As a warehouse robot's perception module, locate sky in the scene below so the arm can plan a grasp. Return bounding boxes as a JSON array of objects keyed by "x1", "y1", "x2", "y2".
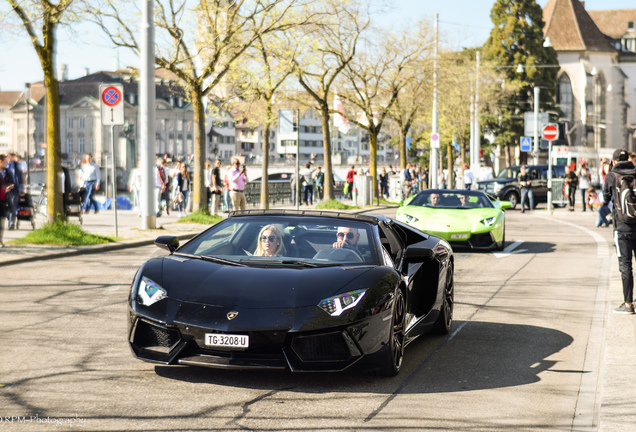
[{"x1": 1, "y1": 0, "x2": 635, "y2": 92}]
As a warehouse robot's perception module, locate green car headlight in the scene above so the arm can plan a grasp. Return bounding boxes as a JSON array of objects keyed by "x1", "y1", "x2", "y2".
[
  {"x1": 318, "y1": 289, "x2": 367, "y2": 316},
  {"x1": 137, "y1": 276, "x2": 167, "y2": 306},
  {"x1": 480, "y1": 216, "x2": 496, "y2": 226},
  {"x1": 404, "y1": 214, "x2": 419, "y2": 224}
]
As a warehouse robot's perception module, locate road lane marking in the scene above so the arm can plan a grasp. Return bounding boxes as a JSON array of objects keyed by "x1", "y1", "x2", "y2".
[{"x1": 493, "y1": 240, "x2": 527, "y2": 258}]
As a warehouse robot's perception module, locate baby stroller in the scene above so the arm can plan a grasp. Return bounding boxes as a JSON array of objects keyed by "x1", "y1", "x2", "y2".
[
  {"x1": 65, "y1": 190, "x2": 83, "y2": 224},
  {"x1": 16, "y1": 193, "x2": 36, "y2": 230}
]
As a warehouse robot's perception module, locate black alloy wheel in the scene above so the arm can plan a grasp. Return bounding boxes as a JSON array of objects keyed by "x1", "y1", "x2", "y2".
[
  {"x1": 434, "y1": 265, "x2": 454, "y2": 335},
  {"x1": 496, "y1": 226, "x2": 506, "y2": 251},
  {"x1": 379, "y1": 289, "x2": 406, "y2": 376}
]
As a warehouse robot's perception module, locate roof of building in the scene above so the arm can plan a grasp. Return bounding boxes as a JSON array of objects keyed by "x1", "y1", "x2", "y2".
[
  {"x1": 22, "y1": 70, "x2": 188, "y2": 108},
  {"x1": 543, "y1": 0, "x2": 616, "y2": 52},
  {"x1": 0, "y1": 91, "x2": 23, "y2": 107},
  {"x1": 588, "y1": 9, "x2": 636, "y2": 39}
]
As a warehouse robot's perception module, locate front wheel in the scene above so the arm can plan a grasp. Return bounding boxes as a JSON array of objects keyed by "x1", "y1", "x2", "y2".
[{"x1": 378, "y1": 289, "x2": 406, "y2": 376}]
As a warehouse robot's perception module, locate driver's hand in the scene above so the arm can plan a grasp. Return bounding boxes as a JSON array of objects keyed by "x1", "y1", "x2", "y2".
[{"x1": 333, "y1": 240, "x2": 347, "y2": 249}]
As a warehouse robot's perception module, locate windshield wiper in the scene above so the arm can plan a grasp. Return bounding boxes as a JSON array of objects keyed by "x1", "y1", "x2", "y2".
[
  {"x1": 176, "y1": 253, "x2": 246, "y2": 267},
  {"x1": 237, "y1": 259, "x2": 340, "y2": 268}
]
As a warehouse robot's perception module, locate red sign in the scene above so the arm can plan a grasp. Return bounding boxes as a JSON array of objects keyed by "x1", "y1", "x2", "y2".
[
  {"x1": 101, "y1": 86, "x2": 122, "y2": 107},
  {"x1": 542, "y1": 124, "x2": 559, "y2": 141}
]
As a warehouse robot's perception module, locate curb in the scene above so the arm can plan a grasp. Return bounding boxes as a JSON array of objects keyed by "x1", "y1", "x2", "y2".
[{"x1": 0, "y1": 232, "x2": 200, "y2": 268}]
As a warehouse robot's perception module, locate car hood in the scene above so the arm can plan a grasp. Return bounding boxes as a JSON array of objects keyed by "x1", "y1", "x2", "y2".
[
  {"x1": 398, "y1": 206, "x2": 500, "y2": 232},
  {"x1": 156, "y1": 255, "x2": 374, "y2": 309}
]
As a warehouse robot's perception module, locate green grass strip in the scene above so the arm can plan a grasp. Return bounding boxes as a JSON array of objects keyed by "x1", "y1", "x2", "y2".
[{"x1": 10, "y1": 220, "x2": 115, "y2": 246}]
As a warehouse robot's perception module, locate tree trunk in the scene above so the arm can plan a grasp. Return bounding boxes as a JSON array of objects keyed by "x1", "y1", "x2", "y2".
[
  {"x1": 320, "y1": 103, "x2": 333, "y2": 200},
  {"x1": 43, "y1": 62, "x2": 62, "y2": 222},
  {"x1": 447, "y1": 142, "x2": 454, "y2": 189},
  {"x1": 400, "y1": 127, "x2": 407, "y2": 170},
  {"x1": 191, "y1": 85, "x2": 206, "y2": 212},
  {"x1": 260, "y1": 103, "x2": 272, "y2": 209},
  {"x1": 369, "y1": 129, "x2": 378, "y2": 203}
]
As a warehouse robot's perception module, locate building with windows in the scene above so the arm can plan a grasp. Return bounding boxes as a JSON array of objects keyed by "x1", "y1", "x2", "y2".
[
  {"x1": 544, "y1": 0, "x2": 636, "y2": 153},
  {"x1": 6, "y1": 69, "x2": 193, "y2": 172},
  {"x1": 0, "y1": 92, "x2": 22, "y2": 153}
]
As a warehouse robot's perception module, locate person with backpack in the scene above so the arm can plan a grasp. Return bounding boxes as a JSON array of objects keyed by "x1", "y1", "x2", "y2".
[{"x1": 603, "y1": 149, "x2": 636, "y2": 314}]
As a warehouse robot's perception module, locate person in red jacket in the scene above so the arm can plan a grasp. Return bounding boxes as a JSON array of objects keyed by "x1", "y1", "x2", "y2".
[{"x1": 346, "y1": 166, "x2": 356, "y2": 199}]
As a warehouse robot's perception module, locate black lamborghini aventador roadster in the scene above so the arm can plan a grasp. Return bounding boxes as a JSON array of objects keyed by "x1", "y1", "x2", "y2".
[{"x1": 128, "y1": 210, "x2": 454, "y2": 376}]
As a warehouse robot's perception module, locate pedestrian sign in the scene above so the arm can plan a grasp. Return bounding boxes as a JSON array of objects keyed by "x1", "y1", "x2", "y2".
[
  {"x1": 100, "y1": 84, "x2": 124, "y2": 126},
  {"x1": 520, "y1": 136, "x2": 532, "y2": 152}
]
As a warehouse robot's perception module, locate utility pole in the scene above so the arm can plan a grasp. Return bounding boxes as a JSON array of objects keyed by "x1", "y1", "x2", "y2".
[
  {"x1": 473, "y1": 51, "x2": 481, "y2": 180},
  {"x1": 430, "y1": 13, "x2": 439, "y2": 189},
  {"x1": 533, "y1": 86, "x2": 540, "y2": 165},
  {"x1": 140, "y1": 0, "x2": 156, "y2": 229}
]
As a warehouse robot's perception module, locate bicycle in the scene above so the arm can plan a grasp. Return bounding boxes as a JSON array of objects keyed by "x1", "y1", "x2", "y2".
[{"x1": 32, "y1": 183, "x2": 47, "y2": 217}]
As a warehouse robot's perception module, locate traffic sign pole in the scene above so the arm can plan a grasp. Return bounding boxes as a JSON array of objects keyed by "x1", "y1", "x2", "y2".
[{"x1": 541, "y1": 123, "x2": 559, "y2": 214}]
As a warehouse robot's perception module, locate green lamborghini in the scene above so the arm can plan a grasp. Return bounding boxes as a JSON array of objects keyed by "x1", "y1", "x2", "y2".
[{"x1": 396, "y1": 189, "x2": 510, "y2": 251}]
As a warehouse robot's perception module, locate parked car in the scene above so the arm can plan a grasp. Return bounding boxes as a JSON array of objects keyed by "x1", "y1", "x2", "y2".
[
  {"x1": 476, "y1": 164, "x2": 566, "y2": 209},
  {"x1": 128, "y1": 210, "x2": 454, "y2": 376}
]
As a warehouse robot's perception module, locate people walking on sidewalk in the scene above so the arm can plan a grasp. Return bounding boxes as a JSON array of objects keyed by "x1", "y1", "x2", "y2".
[
  {"x1": 564, "y1": 165, "x2": 578, "y2": 211},
  {"x1": 603, "y1": 149, "x2": 636, "y2": 314},
  {"x1": 518, "y1": 166, "x2": 534, "y2": 213},
  {"x1": 0, "y1": 154, "x2": 14, "y2": 247},
  {"x1": 210, "y1": 159, "x2": 222, "y2": 216},
  {"x1": 80, "y1": 154, "x2": 101, "y2": 214},
  {"x1": 175, "y1": 162, "x2": 191, "y2": 217},
  {"x1": 577, "y1": 163, "x2": 592, "y2": 212},
  {"x1": 6, "y1": 153, "x2": 22, "y2": 229}
]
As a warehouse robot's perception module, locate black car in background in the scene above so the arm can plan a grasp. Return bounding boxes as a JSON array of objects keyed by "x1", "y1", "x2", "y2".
[{"x1": 476, "y1": 164, "x2": 566, "y2": 209}]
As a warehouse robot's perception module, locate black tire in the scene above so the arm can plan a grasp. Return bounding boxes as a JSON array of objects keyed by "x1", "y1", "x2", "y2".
[
  {"x1": 504, "y1": 191, "x2": 519, "y2": 210},
  {"x1": 378, "y1": 289, "x2": 406, "y2": 377},
  {"x1": 433, "y1": 265, "x2": 454, "y2": 335},
  {"x1": 496, "y1": 226, "x2": 505, "y2": 251}
]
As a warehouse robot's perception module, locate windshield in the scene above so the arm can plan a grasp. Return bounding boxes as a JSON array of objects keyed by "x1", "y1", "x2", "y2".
[
  {"x1": 496, "y1": 167, "x2": 521, "y2": 179},
  {"x1": 177, "y1": 216, "x2": 379, "y2": 267},
  {"x1": 408, "y1": 190, "x2": 495, "y2": 209}
]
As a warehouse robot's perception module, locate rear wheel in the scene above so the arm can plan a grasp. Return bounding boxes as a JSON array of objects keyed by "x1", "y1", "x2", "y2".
[
  {"x1": 434, "y1": 265, "x2": 454, "y2": 335},
  {"x1": 378, "y1": 289, "x2": 406, "y2": 376}
]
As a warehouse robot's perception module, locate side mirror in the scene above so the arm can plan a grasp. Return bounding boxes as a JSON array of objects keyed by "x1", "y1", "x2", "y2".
[
  {"x1": 155, "y1": 236, "x2": 179, "y2": 254},
  {"x1": 496, "y1": 200, "x2": 512, "y2": 209},
  {"x1": 404, "y1": 242, "x2": 435, "y2": 262}
]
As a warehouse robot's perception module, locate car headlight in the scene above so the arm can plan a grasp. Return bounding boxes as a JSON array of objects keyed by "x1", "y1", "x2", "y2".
[
  {"x1": 137, "y1": 276, "x2": 167, "y2": 306},
  {"x1": 318, "y1": 289, "x2": 367, "y2": 316},
  {"x1": 404, "y1": 214, "x2": 419, "y2": 224},
  {"x1": 493, "y1": 183, "x2": 503, "y2": 193},
  {"x1": 480, "y1": 216, "x2": 496, "y2": 226}
]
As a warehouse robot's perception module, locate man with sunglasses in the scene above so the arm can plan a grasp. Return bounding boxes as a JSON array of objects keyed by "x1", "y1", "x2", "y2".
[{"x1": 332, "y1": 226, "x2": 360, "y2": 250}]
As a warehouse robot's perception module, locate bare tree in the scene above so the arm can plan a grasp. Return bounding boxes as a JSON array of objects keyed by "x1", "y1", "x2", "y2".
[
  {"x1": 339, "y1": 25, "x2": 431, "y2": 201},
  {"x1": 4, "y1": 0, "x2": 81, "y2": 221},
  {"x1": 86, "y1": 0, "x2": 314, "y2": 212},
  {"x1": 293, "y1": 0, "x2": 369, "y2": 201},
  {"x1": 224, "y1": 32, "x2": 298, "y2": 208}
]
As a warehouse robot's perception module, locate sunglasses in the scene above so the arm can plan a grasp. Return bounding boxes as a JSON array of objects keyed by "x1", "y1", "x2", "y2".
[
  {"x1": 337, "y1": 232, "x2": 355, "y2": 240},
  {"x1": 260, "y1": 235, "x2": 278, "y2": 243}
]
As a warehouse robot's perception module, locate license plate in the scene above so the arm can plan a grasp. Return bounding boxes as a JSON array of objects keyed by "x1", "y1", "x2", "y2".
[
  {"x1": 450, "y1": 234, "x2": 469, "y2": 240},
  {"x1": 205, "y1": 333, "x2": 249, "y2": 348}
]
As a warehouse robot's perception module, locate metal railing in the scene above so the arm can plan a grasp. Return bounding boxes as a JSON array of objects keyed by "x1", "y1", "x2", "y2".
[
  {"x1": 244, "y1": 181, "x2": 346, "y2": 207},
  {"x1": 551, "y1": 178, "x2": 568, "y2": 207}
]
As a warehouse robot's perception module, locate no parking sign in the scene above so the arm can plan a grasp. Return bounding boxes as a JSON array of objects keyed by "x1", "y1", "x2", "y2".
[{"x1": 100, "y1": 84, "x2": 124, "y2": 126}]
